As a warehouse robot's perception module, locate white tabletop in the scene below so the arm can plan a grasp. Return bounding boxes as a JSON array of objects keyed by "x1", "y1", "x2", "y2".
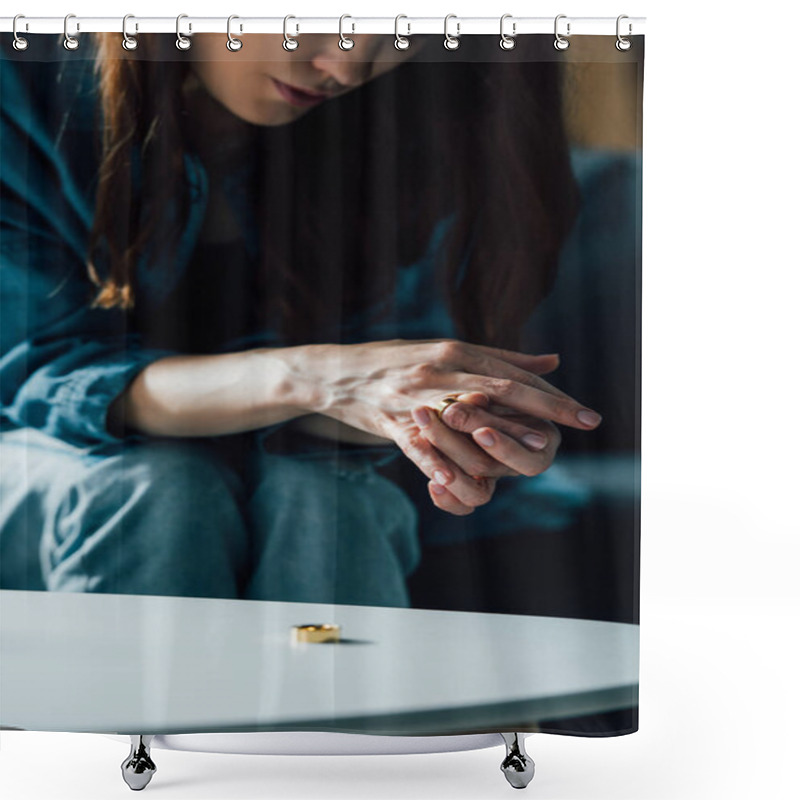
[{"x1": 0, "y1": 589, "x2": 638, "y2": 735}]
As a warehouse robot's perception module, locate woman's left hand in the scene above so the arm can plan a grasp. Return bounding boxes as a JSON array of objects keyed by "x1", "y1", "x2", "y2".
[{"x1": 412, "y1": 391, "x2": 562, "y2": 516}]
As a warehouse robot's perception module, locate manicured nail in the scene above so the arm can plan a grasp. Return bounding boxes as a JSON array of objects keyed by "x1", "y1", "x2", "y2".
[
  {"x1": 431, "y1": 482, "x2": 447, "y2": 495},
  {"x1": 433, "y1": 469, "x2": 450, "y2": 485},
  {"x1": 412, "y1": 407, "x2": 431, "y2": 427},
  {"x1": 474, "y1": 429, "x2": 495, "y2": 447},
  {"x1": 577, "y1": 409, "x2": 602, "y2": 427},
  {"x1": 522, "y1": 432, "x2": 547, "y2": 450}
]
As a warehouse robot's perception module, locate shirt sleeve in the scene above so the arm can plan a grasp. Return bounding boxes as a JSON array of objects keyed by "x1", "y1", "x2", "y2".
[
  {"x1": 0, "y1": 211, "x2": 177, "y2": 448},
  {"x1": 0, "y1": 55, "x2": 177, "y2": 448}
]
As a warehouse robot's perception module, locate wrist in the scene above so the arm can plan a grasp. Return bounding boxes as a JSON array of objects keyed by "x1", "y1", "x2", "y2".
[{"x1": 250, "y1": 344, "x2": 330, "y2": 416}]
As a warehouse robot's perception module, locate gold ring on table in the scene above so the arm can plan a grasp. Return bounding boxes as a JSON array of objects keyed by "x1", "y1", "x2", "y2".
[
  {"x1": 432, "y1": 395, "x2": 461, "y2": 420},
  {"x1": 291, "y1": 624, "x2": 341, "y2": 644}
]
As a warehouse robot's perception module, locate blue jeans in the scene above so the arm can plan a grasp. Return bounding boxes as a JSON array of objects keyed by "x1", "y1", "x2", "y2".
[{"x1": 0, "y1": 427, "x2": 421, "y2": 607}]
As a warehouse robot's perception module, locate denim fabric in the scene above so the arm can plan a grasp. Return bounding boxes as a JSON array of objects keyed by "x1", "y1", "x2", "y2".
[
  {"x1": 0, "y1": 51, "x2": 197, "y2": 448},
  {"x1": 0, "y1": 427, "x2": 420, "y2": 606}
]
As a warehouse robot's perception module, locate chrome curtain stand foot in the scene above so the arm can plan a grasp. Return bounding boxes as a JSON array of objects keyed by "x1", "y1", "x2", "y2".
[
  {"x1": 500, "y1": 732, "x2": 535, "y2": 789},
  {"x1": 121, "y1": 735, "x2": 157, "y2": 791}
]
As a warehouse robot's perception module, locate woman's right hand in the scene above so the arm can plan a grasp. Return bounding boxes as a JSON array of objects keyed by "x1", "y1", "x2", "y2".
[{"x1": 286, "y1": 337, "x2": 602, "y2": 496}]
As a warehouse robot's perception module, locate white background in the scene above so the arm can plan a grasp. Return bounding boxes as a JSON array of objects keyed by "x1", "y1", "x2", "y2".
[{"x1": 2, "y1": 1, "x2": 799, "y2": 798}]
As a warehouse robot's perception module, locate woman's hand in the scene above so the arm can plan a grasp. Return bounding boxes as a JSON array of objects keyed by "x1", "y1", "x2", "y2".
[
  {"x1": 412, "y1": 391, "x2": 563, "y2": 515},
  {"x1": 288, "y1": 338, "x2": 601, "y2": 514}
]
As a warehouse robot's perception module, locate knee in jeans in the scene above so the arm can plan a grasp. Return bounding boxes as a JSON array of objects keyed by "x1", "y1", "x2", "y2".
[
  {"x1": 51, "y1": 440, "x2": 242, "y2": 545},
  {"x1": 39, "y1": 440, "x2": 249, "y2": 597},
  {"x1": 253, "y1": 453, "x2": 421, "y2": 574}
]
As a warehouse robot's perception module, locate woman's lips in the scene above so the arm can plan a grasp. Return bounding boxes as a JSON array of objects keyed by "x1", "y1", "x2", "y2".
[{"x1": 271, "y1": 78, "x2": 330, "y2": 108}]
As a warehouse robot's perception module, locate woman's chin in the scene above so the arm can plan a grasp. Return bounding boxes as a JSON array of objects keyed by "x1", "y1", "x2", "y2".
[
  {"x1": 247, "y1": 99, "x2": 310, "y2": 127},
  {"x1": 210, "y1": 96, "x2": 305, "y2": 128}
]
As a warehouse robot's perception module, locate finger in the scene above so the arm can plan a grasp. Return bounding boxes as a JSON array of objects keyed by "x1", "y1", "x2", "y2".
[
  {"x1": 436, "y1": 398, "x2": 556, "y2": 450},
  {"x1": 414, "y1": 339, "x2": 568, "y2": 401},
  {"x1": 412, "y1": 405, "x2": 519, "y2": 479},
  {"x1": 428, "y1": 481, "x2": 476, "y2": 516},
  {"x1": 452, "y1": 391, "x2": 517, "y2": 422},
  {"x1": 432, "y1": 400, "x2": 557, "y2": 477},
  {"x1": 454, "y1": 391, "x2": 491, "y2": 409},
  {"x1": 469, "y1": 344, "x2": 563, "y2": 375},
  {"x1": 395, "y1": 424, "x2": 492, "y2": 507},
  {"x1": 428, "y1": 470, "x2": 496, "y2": 510},
  {"x1": 459, "y1": 349, "x2": 573, "y2": 401},
  {"x1": 427, "y1": 454, "x2": 497, "y2": 508},
  {"x1": 413, "y1": 338, "x2": 561, "y2": 375},
  {"x1": 447, "y1": 374, "x2": 602, "y2": 431},
  {"x1": 491, "y1": 414, "x2": 563, "y2": 454},
  {"x1": 469, "y1": 426, "x2": 554, "y2": 478},
  {"x1": 474, "y1": 352, "x2": 559, "y2": 376},
  {"x1": 429, "y1": 340, "x2": 575, "y2": 406},
  {"x1": 523, "y1": 353, "x2": 561, "y2": 375}
]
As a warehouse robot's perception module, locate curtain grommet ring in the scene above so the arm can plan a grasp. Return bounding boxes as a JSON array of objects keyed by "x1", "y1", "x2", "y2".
[
  {"x1": 443, "y1": 14, "x2": 460, "y2": 50},
  {"x1": 616, "y1": 15, "x2": 632, "y2": 51},
  {"x1": 227, "y1": 15, "x2": 243, "y2": 51},
  {"x1": 63, "y1": 13, "x2": 79, "y2": 51},
  {"x1": 554, "y1": 14, "x2": 570, "y2": 51},
  {"x1": 499, "y1": 14, "x2": 516, "y2": 50},
  {"x1": 283, "y1": 15, "x2": 299, "y2": 51},
  {"x1": 339, "y1": 14, "x2": 355, "y2": 50},
  {"x1": 122, "y1": 14, "x2": 138, "y2": 51},
  {"x1": 12, "y1": 15, "x2": 29, "y2": 51},
  {"x1": 394, "y1": 15, "x2": 410, "y2": 50},
  {"x1": 176, "y1": 14, "x2": 192, "y2": 51}
]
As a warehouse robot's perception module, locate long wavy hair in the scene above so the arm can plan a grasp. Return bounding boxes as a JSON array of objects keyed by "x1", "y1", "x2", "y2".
[{"x1": 87, "y1": 33, "x2": 580, "y2": 350}]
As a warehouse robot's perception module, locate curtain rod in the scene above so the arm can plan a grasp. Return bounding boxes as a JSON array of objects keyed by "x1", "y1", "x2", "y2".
[{"x1": 0, "y1": 16, "x2": 646, "y2": 37}]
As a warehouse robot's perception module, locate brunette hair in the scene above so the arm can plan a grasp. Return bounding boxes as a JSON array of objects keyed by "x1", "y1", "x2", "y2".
[{"x1": 87, "y1": 33, "x2": 580, "y2": 350}]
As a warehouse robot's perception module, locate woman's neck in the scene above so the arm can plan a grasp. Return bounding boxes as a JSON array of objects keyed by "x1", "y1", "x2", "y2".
[
  {"x1": 181, "y1": 69, "x2": 260, "y2": 172},
  {"x1": 180, "y1": 70, "x2": 266, "y2": 245}
]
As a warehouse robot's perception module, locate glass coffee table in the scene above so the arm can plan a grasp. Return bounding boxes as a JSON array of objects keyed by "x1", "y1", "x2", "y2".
[{"x1": 0, "y1": 589, "x2": 638, "y2": 790}]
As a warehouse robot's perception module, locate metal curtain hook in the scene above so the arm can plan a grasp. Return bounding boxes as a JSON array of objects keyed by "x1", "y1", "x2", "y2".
[
  {"x1": 499, "y1": 14, "x2": 516, "y2": 50},
  {"x1": 616, "y1": 14, "x2": 632, "y2": 51},
  {"x1": 12, "y1": 14, "x2": 29, "y2": 51},
  {"x1": 63, "y1": 13, "x2": 79, "y2": 51},
  {"x1": 283, "y1": 15, "x2": 299, "y2": 51},
  {"x1": 227, "y1": 15, "x2": 243, "y2": 51},
  {"x1": 176, "y1": 14, "x2": 191, "y2": 50},
  {"x1": 394, "y1": 14, "x2": 410, "y2": 50},
  {"x1": 339, "y1": 14, "x2": 355, "y2": 50},
  {"x1": 554, "y1": 14, "x2": 570, "y2": 51},
  {"x1": 444, "y1": 13, "x2": 460, "y2": 50},
  {"x1": 122, "y1": 15, "x2": 138, "y2": 51}
]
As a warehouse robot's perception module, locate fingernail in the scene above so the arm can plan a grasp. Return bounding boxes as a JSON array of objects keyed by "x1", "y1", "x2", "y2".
[
  {"x1": 474, "y1": 429, "x2": 495, "y2": 447},
  {"x1": 433, "y1": 469, "x2": 450, "y2": 485},
  {"x1": 577, "y1": 409, "x2": 602, "y2": 427},
  {"x1": 412, "y1": 407, "x2": 431, "y2": 427},
  {"x1": 431, "y1": 482, "x2": 446, "y2": 495},
  {"x1": 522, "y1": 432, "x2": 547, "y2": 450}
]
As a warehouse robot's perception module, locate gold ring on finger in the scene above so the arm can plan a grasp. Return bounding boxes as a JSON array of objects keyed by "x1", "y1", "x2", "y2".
[{"x1": 432, "y1": 395, "x2": 461, "y2": 420}]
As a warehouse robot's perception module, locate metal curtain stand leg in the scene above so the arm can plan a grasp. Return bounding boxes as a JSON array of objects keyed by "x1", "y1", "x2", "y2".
[
  {"x1": 117, "y1": 732, "x2": 532, "y2": 790},
  {"x1": 121, "y1": 735, "x2": 157, "y2": 790},
  {"x1": 500, "y1": 732, "x2": 536, "y2": 789}
]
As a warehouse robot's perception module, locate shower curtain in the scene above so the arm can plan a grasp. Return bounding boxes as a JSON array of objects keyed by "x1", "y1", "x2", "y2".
[{"x1": 0, "y1": 27, "x2": 642, "y2": 740}]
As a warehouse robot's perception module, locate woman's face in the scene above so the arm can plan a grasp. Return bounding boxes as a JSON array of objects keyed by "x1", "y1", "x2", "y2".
[{"x1": 189, "y1": 34, "x2": 419, "y2": 126}]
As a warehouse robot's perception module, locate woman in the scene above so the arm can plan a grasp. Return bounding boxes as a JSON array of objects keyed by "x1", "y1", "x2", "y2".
[{"x1": 0, "y1": 32, "x2": 601, "y2": 607}]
